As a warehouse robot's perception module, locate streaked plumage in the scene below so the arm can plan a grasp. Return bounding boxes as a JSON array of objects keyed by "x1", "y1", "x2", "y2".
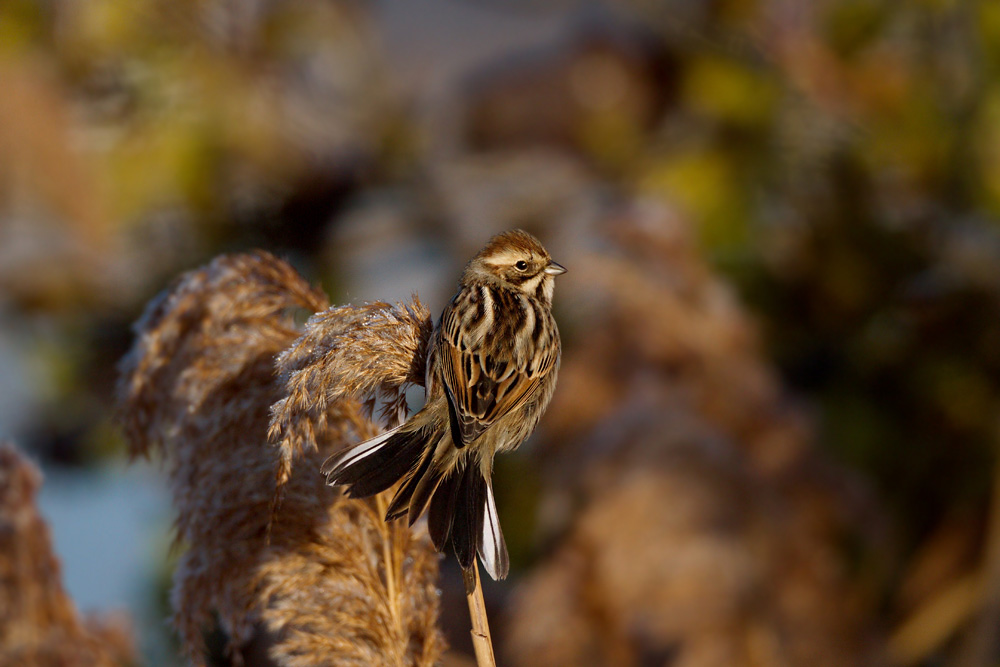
[{"x1": 322, "y1": 230, "x2": 565, "y2": 580}]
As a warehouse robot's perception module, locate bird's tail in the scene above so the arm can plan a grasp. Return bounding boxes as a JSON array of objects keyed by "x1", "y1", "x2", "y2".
[
  {"x1": 322, "y1": 426, "x2": 509, "y2": 580},
  {"x1": 425, "y1": 458, "x2": 509, "y2": 580},
  {"x1": 321, "y1": 422, "x2": 433, "y2": 499}
]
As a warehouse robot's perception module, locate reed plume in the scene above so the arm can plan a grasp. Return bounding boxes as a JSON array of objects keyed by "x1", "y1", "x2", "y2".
[
  {"x1": 117, "y1": 251, "x2": 445, "y2": 666},
  {"x1": 268, "y1": 296, "x2": 433, "y2": 510},
  {"x1": 0, "y1": 442, "x2": 135, "y2": 667}
]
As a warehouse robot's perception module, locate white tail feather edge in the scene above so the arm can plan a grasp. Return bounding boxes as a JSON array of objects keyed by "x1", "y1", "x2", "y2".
[
  {"x1": 480, "y1": 481, "x2": 507, "y2": 580},
  {"x1": 323, "y1": 424, "x2": 404, "y2": 480}
]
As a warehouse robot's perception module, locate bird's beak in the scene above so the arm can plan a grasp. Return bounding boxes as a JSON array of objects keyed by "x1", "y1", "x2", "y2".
[{"x1": 544, "y1": 261, "x2": 567, "y2": 276}]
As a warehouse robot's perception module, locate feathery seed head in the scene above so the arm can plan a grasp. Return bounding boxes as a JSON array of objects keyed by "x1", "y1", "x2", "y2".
[
  {"x1": 117, "y1": 252, "x2": 445, "y2": 666},
  {"x1": 0, "y1": 442, "x2": 136, "y2": 666}
]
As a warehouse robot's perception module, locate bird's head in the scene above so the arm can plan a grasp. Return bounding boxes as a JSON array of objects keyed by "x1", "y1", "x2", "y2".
[{"x1": 463, "y1": 230, "x2": 566, "y2": 303}]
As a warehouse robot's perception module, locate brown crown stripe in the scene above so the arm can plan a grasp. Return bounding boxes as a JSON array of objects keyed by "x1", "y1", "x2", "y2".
[{"x1": 476, "y1": 229, "x2": 550, "y2": 261}]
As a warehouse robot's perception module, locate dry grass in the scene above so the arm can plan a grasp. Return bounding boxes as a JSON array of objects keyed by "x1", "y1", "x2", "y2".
[
  {"x1": 0, "y1": 442, "x2": 135, "y2": 667},
  {"x1": 268, "y1": 295, "x2": 433, "y2": 512},
  {"x1": 117, "y1": 251, "x2": 445, "y2": 666}
]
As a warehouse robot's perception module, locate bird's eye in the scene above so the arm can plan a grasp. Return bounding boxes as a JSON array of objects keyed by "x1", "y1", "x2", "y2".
[{"x1": 515, "y1": 260, "x2": 528, "y2": 271}]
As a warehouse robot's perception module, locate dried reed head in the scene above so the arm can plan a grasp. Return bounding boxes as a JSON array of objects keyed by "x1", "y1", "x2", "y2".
[
  {"x1": 268, "y1": 297, "x2": 433, "y2": 502},
  {"x1": 117, "y1": 252, "x2": 445, "y2": 666},
  {"x1": 0, "y1": 442, "x2": 135, "y2": 666}
]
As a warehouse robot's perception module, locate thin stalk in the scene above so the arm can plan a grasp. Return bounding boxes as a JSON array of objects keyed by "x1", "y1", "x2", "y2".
[
  {"x1": 463, "y1": 560, "x2": 497, "y2": 667},
  {"x1": 374, "y1": 492, "x2": 401, "y2": 629}
]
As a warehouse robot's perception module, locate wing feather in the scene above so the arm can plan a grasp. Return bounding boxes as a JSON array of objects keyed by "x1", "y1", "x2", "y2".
[{"x1": 437, "y1": 285, "x2": 558, "y2": 447}]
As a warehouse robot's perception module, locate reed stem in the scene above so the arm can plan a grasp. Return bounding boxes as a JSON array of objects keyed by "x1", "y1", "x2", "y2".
[{"x1": 463, "y1": 560, "x2": 497, "y2": 667}]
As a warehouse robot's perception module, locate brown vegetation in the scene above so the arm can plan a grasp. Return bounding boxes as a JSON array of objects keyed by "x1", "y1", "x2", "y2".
[
  {"x1": 0, "y1": 442, "x2": 134, "y2": 666},
  {"x1": 4, "y1": 1, "x2": 1000, "y2": 665},
  {"x1": 116, "y1": 252, "x2": 445, "y2": 666}
]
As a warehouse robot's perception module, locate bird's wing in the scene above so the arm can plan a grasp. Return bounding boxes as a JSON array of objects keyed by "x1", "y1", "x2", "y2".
[{"x1": 438, "y1": 287, "x2": 558, "y2": 447}]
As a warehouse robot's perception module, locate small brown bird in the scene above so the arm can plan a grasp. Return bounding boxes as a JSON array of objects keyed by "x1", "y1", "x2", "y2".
[{"x1": 323, "y1": 230, "x2": 565, "y2": 580}]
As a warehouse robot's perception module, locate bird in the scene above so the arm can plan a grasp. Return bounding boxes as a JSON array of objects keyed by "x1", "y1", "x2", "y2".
[{"x1": 322, "y1": 229, "x2": 565, "y2": 580}]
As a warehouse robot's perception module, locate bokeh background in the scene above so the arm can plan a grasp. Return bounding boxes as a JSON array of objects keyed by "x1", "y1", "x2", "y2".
[{"x1": 3, "y1": 0, "x2": 1000, "y2": 665}]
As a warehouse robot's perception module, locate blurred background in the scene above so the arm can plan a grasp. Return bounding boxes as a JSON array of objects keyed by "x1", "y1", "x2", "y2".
[{"x1": 3, "y1": 0, "x2": 1000, "y2": 665}]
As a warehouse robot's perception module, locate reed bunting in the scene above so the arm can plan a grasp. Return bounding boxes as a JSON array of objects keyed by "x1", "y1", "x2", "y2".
[{"x1": 323, "y1": 230, "x2": 565, "y2": 580}]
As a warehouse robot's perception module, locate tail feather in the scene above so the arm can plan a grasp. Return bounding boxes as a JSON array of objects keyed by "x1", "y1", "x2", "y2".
[
  {"x1": 384, "y1": 450, "x2": 431, "y2": 521},
  {"x1": 451, "y1": 463, "x2": 485, "y2": 571},
  {"x1": 427, "y1": 467, "x2": 462, "y2": 550},
  {"x1": 325, "y1": 425, "x2": 510, "y2": 581},
  {"x1": 480, "y1": 481, "x2": 509, "y2": 580},
  {"x1": 323, "y1": 425, "x2": 428, "y2": 499},
  {"x1": 385, "y1": 432, "x2": 442, "y2": 521},
  {"x1": 405, "y1": 458, "x2": 445, "y2": 526},
  {"x1": 322, "y1": 424, "x2": 403, "y2": 477}
]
